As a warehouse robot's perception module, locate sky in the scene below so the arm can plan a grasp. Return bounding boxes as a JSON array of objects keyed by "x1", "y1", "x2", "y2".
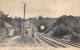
[{"x1": 0, "y1": 0, "x2": 80, "y2": 18}]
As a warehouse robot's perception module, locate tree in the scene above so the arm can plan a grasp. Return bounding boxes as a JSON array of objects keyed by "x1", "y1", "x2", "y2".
[
  {"x1": 29, "y1": 18, "x2": 32, "y2": 20},
  {"x1": 38, "y1": 16, "x2": 43, "y2": 20},
  {"x1": 48, "y1": 15, "x2": 80, "y2": 43},
  {"x1": 0, "y1": 11, "x2": 9, "y2": 27}
]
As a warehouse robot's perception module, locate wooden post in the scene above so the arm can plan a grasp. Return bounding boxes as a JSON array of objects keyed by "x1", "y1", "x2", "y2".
[{"x1": 22, "y1": 3, "x2": 26, "y2": 37}]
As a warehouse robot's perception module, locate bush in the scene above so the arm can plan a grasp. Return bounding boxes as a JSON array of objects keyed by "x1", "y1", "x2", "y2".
[
  {"x1": 71, "y1": 35, "x2": 80, "y2": 43},
  {"x1": 51, "y1": 25, "x2": 72, "y2": 38},
  {"x1": 38, "y1": 16, "x2": 43, "y2": 20},
  {"x1": 52, "y1": 15, "x2": 77, "y2": 27},
  {"x1": 48, "y1": 15, "x2": 80, "y2": 43}
]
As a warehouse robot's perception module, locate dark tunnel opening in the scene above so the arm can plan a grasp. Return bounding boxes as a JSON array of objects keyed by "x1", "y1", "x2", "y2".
[{"x1": 37, "y1": 24, "x2": 47, "y2": 32}]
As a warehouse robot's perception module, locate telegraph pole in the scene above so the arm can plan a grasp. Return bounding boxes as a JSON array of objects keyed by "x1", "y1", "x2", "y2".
[{"x1": 22, "y1": 3, "x2": 26, "y2": 37}]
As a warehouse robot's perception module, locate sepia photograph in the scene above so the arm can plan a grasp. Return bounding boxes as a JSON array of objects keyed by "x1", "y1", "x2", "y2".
[{"x1": 0, "y1": 0, "x2": 80, "y2": 50}]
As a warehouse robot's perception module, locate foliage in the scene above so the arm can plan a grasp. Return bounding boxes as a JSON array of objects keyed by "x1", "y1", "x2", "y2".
[
  {"x1": 71, "y1": 35, "x2": 80, "y2": 43},
  {"x1": 49, "y1": 15, "x2": 80, "y2": 43},
  {"x1": 0, "y1": 11, "x2": 23, "y2": 27},
  {"x1": 38, "y1": 16, "x2": 43, "y2": 20},
  {"x1": 0, "y1": 11, "x2": 23, "y2": 36},
  {"x1": 52, "y1": 25, "x2": 72, "y2": 38},
  {"x1": 52, "y1": 15, "x2": 78, "y2": 27}
]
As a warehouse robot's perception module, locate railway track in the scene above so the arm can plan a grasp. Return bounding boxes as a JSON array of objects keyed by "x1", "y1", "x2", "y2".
[
  {"x1": 52, "y1": 36, "x2": 80, "y2": 48},
  {"x1": 36, "y1": 33, "x2": 80, "y2": 48},
  {"x1": 37, "y1": 33, "x2": 67, "y2": 48},
  {"x1": 42, "y1": 34, "x2": 80, "y2": 48}
]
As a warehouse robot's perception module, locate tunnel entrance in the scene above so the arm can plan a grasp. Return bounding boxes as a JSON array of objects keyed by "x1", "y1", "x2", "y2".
[
  {"x1": 38, "y1": 24, "x2": 46, "y2": 32},
  {"x1": 40, "y1": 25, "x2": 45, "y2": 30}
]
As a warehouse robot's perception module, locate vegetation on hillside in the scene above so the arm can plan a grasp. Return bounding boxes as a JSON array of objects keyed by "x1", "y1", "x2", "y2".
[
  {"x1": 46, "y1": 15, "x2": 80, "y2": 43},
  {"x1": 28, "y1": 16, "x2": 57, "y2": 32},
  {"x1": 0, "y1": 11, "x2": 23, "y2": 36}
]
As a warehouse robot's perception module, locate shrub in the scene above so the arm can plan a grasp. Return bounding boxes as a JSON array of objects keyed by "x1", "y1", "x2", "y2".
[
  {"x1": 51, "y1": 25, "x2": 72, "y2": 38},
  {"x1": 38, "y1": 16, "x2": 43, "y2": 20},
  {"x1": 71, "y1": 35, "x2": 80, "y2": 43},
  {"x1": 48, "y1": 15, "x2": 80, "y2": 43}
]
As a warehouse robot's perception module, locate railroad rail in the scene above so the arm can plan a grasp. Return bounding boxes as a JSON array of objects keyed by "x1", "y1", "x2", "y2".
[
  {"x1": 52, "y1": 36, "x2": 80, "y2": 48},
  {"x1": 37, "y1": 33, "x2": 67, "y2": 48},
  {"x1": 37, "y1": 33, "x2": 80, "y2": 48},
  {"x1": 42, "y1": 34, "x2": 80, "y2": 48}
]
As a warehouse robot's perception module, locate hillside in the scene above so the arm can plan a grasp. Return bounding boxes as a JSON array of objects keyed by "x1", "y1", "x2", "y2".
[
  {"x1": 45, "y1": 15, "x2": 80, "y2": 43},
  {"x1": 0, "y1": 11, "x2": 23, "y2": 42},
  {"x1": 28, "y1": 17, "x2": 57, "y2": 32}
]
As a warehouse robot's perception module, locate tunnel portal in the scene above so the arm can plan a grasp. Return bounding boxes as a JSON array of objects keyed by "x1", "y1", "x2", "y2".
[{"x1": 38, "y1": 24, "x2": 47, "y2": 32}]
